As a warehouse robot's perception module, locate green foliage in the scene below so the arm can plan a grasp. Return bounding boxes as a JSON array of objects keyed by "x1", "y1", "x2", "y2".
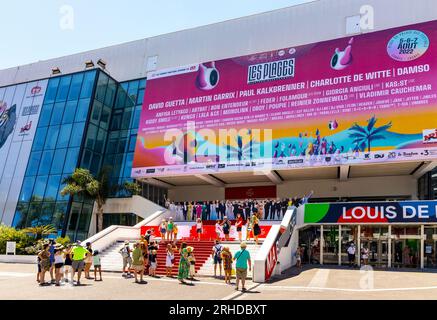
[
  {"x1": 55, "y1": 236, "x2": 71, "y2": 247},
  {"x1": 23, "y1": 224, "x2": 57, "y2": 240},
  {"x1": 124, "y1": 181, "x2": 142, "y2": 196},
  {"x1": 0, "y1": 224, "x2": 33, "y2": 255}
]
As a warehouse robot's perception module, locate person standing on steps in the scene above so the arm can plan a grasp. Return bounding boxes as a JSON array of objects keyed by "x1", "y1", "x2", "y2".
[
  {"x1": 235, "y1": 214, "x2": 244, "y2": 242},
  {"x1": 222, "y1": 216, "x2": 231, "y2": 241},
  {"x1": 233, "y1": 242, "x2": 251, "y2": 292}
]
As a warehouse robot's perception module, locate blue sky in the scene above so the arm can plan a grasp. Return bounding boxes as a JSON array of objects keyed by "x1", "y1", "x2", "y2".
[{"x1": 0, "y1": 0, "x2": 314, "y2": 70}]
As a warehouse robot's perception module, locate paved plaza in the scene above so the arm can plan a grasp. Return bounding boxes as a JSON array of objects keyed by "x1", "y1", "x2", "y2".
[{"x1": 2, "y1": 263, "x2": 437, "y2": 300}]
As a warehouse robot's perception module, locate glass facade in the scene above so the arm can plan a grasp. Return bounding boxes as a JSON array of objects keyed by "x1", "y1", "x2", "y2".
[
  {"x1": 13, "y1": 70, "x2": 98, "y2": 237},
  {"x1": 11, "y1": 70, "x2": 167, "y2": 240},
  {"x1": 418, "y1": 167, "x2": 437, "y2": 200}
]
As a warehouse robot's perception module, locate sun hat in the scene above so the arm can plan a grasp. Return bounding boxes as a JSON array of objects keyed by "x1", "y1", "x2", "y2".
[
  {"x1": 187, "y1": 246, "x2": 194, "y2": 253},
  {"x1": 240, "y1": 242, "x2": 247, "y2": 248}
]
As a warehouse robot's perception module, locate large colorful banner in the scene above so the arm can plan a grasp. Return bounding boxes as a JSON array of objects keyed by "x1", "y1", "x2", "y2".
[
  {"x1": 133, "y1": 20, "x2": 437, "y2": 178},
  {"x1": 304, "y1": 201, "x2": 437, "y2": 224}
]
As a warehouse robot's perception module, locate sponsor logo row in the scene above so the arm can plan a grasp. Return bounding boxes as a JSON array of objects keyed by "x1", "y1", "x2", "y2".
[{"x1": 132, "y1": 148, "x2": 437, "y2": 177}]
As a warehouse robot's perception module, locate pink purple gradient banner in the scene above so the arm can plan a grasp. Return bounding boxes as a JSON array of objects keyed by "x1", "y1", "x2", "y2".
[{"x1": 133, "y1": 20, "x2": 437, "y2": 178}]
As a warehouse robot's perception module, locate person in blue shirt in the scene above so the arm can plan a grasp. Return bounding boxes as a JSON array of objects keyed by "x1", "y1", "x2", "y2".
[
  {"x1": 233, "y1": 242, "x2": 251, "y2": 292},
  {"x1": 48, "y1": 239, "x2": 56, "y2": 284}
]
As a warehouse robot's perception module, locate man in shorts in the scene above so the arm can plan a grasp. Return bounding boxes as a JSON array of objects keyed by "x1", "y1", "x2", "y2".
[
  {"x1": 212, "y1": 240, "x2": 223, "y2": 278},
  {"x1": 120, "y1": 241, "x2": 132, "y2": 278},
  {"x1": 71, "y1": 240, "x2": 88, "y2": 286},
  {"x1": 233, "y1": 242, "x2": 251, "y2": 292}
]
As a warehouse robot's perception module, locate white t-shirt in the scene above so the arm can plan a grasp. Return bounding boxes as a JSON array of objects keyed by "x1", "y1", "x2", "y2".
[{"x1": 347, "y1": 245, "x2": 356, "y2": 255}]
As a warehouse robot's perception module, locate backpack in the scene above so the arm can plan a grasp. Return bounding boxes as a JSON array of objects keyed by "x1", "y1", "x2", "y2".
[
  {"x1": 214, "y1": 245, "x2": 223, "y2": 258},
  {"x1": 120, "y1": 246, "x2": 129, "y2": 258}
]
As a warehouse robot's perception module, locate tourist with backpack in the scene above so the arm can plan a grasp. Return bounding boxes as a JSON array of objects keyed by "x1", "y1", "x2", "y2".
[
  {"x1": 120, "y1": 241, "x2": 132, "y2": 278},
  {"x1": 233, "y1": 242, "x2": 251, "y2": 292},
  {"x1": 212, "y1": 240, "x2": 224, "y2": 278}
]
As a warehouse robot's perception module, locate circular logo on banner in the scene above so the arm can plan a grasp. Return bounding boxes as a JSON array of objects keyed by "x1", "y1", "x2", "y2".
[{"x1": 387, "y1": 29, "x2": 429, "y2": 61}]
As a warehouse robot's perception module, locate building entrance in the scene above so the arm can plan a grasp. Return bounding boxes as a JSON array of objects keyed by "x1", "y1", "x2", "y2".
[{"x1": 360, "y1": 226, "x2": 389, "y2": 267}]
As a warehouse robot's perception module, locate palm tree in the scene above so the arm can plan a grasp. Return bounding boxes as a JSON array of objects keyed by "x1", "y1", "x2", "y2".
[
  {"x1": 124, "y1": 180, "x2": 142, "y2": 196},
  {"x1": 60, "y1": 167, "x2": 111, "y2": 233},
  {"x1": 348, "y1": 115, "x2": 392, "y2": 152},
  {"x1": 23, "y1": 225, "x2": 57, "y2": 240}
]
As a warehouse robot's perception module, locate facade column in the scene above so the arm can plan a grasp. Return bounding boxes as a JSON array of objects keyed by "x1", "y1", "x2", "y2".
[
  {"x1": 338, "y1": 225, "x2": 342, "y2": 266},
  {"x1": 357, "y1": 225, "x2": 361, "y2": 267},
  {"x1": 421, "y1": 225, "x2": 425, "y2": 269},
  {"x1": 388, "y1": 225, "x2": 392, "y2": 268},
  {"x1": 320, "y1": 225, "x2": 324, "y2": 265}
]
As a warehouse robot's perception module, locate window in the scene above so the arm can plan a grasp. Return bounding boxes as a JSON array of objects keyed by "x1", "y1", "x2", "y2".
[
  {"x1": 80, "y1": 71, "x2": 96, "y2": 99},
  {"x1": 44, "y1": 78, "x2": 60, "y2": 104},
  {"x1": 45, "y1": 175, "x2": 61, "y2": 201},
  {"x1": 44, "y1": 126, "x2": 60, "y2": 150},
  {"x1": 50, "y1": 149, "x2": 67, "y2": 175},
  {"x1": 38, "y1": 150, "x2": 55, "y2": 175},
  {"x1": 20, "y1": 177, "x2": 36, "y2": 202},
  {"x1": 100, "y1": 106, "x2": 111, "y2": 130},
  {"x1": 85, "y1": 124, "x2": 98, "y2": 149},
  {"x1": 32, "y1": 175, "x2": 48, "y2": 200},
  {"x1": 75, "y1": 98, "x2": 91, "y2": 122},
  {"x1": 62, "y1": 100, "x2": 77, "y2": 124},
  {"x1": 90, "y1": 101, "x2": 102, "y2": 124},
  {"x1": 56, "y1": 123, "x2": 72, "y2": 148},
  {"x1": 132, "y1": 106, "x2": 141, "y2": 129},
  {"x1": 121, "y1": 107, "x2": 132, "y2": 129},
  {"x1": 68, "y1": 73, "x2": 84, "y2": 101},
  {"x1": 70, "y1": 122, "x2": 85, "y2": 147},
  {"x1": 95, "y1": 73, "x2": 108, "y2": 102},
  {"x1": 39, "y1": 104, "x2": 54, "y2": 127},
  {"x1": 137, "y1": 89, "x2": 144, "y2": 105},
  {"x1": 63, "y1": 148, "x2": 80, "y2": 174},
  {"x1": 90, "y1": 154, "x2": 102, "y2": 174},
  {"x1": 52, "y1": 202, "x2": 68, "y2": 231},
  {"x1": 55, "y1": 76, "x2": 72, "y2": 102},
  {"x1": 128, "y1": 135, "x2": 137, "y2": 152},
  {"x1": 105, "y1": 79, "x2": 117, "y2": 106},
  {"x1": 50, "y1": 102, "x2": 65, "y2": 126},
  {"x1": 26, "y1": 152, "x2": 42, "y2": 176},
  {"x1": 94, "y1": 128, "x2": 106, "y2": 153},
  {"x1": 32, "y1": 127, "x2": 48, "y2": 151},
  {"x1": 81, "y1": 150, "x2": 92, "y2": 169}
]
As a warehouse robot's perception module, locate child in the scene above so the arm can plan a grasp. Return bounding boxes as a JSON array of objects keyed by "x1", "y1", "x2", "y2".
[
  {"x1": 149, "y1": 249, "x2": 158, "y2": 277},
  {"x1": 93, "y1": 250, "x2": 102, "y2": 281},
  {"x1": 196, "y1": 218, "x2": 203, "y2": 241},
  {"x1": 187, "y1": 247, "x2": 196, "y2": 280}
]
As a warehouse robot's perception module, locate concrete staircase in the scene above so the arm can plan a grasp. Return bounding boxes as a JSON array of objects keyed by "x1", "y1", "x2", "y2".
[
  {"x1": 197, "y1": 241, "x2": 263, "y2": 279},
  {"x1": 97, "y1": 239, "x2": 262, "y2": 279}
]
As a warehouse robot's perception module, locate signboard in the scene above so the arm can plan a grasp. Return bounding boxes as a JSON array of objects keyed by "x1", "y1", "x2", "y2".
[
  {"x1": 304, "y1": 201, "x2": 437, "y2": 224},
  {"x1": 6, "y1": 241, "x2": 16, "y2": 255},
  {"x1": 0, "y1": 80, "x2": 48, "y2": 225},
  {"x1": 225, "y1": 186, "x2": 277, "y2": 200},
  {"x1": 265, "y1": 242, "x2": 278, "y2": 281},
  {"x1": 133, "y1": 19, "x2": 437, "y2": 178}
]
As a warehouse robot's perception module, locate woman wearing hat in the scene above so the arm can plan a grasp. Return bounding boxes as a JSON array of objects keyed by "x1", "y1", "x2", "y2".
[
  {"x1": 177, "y1": 242, "x2": 190, "y2": 284},
  {"x1": 221, "y1": 247, "x2": 233, "y2": 285}
]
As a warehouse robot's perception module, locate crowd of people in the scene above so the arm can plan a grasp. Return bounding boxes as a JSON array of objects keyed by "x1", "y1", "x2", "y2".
[
  {"x1": 36, "y1": 232, "x2": 252, "y2": 291},
  {"x1": 164, "y1": 197, "x2": 307, "y2": 221},
  {"x1": 37, "y1": 239, "x2": 101, "y2": 287}
]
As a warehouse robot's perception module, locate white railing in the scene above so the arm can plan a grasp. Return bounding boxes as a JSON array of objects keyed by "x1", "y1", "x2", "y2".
[
  {"x1": 82, "y1": 210, "x2": 165, "y2": 252},
  {"x1": 253, "y1": 207, "x2": 298, "y2": 283}
]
